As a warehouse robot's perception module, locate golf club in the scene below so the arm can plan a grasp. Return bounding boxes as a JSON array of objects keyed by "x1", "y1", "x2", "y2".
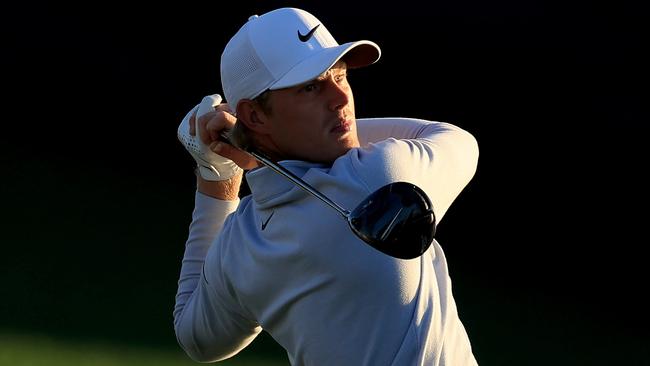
[{"x1": 220, "y1": 132, "x2": 436, "y2": 259}]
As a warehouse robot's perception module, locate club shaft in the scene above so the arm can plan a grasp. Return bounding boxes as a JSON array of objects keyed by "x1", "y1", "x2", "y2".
[
  {"x1": 248, "y1": 150, "x2": 351, "y2": 218},
  {"x1": 218, "y1": 130, "x2": 350, "y2": 217}
]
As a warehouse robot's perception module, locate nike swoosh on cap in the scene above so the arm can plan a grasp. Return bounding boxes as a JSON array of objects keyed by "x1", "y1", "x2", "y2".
[{"x1": 298, "y1": 24, "x2": 320, "y2": 42}]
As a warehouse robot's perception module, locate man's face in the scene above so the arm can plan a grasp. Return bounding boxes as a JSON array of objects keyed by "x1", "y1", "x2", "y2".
[{"x1": 260, "y1": 61, "x2": 359, "y2": 163}]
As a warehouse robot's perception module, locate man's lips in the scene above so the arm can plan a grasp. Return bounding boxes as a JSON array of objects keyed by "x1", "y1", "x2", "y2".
[{"x1": 330, "y1": 119, "x2": 351, "y2": 133}]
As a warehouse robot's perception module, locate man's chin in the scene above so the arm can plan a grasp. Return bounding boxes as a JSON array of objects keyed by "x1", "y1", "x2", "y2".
[{"x1": 328, "y1": 142, "x2": 359, "y2": 162}]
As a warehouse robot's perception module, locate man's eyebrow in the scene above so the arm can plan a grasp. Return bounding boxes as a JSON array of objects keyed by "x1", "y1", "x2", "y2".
[
  {"x1": 315, "y1": 67, "x2": 346, "y2": 81},
  {"x1": 314, "y1": 73, "x2": 329, "y2": 81},
  {"x1": 294, "y1": 67, "x2": 346, "y2": 89}
]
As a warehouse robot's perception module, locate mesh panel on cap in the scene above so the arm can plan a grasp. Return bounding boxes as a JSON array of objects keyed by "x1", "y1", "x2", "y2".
[
  {"x1": 222, "y1": 26, "x2": 274, "y2": 109},
  {"x1": 229, "y1": 37, "x2": 263, "y2": 84}
]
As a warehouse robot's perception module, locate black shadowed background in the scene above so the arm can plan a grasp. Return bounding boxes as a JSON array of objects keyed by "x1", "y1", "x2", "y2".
[{"x1": 2, "y1": 1, "x2": 648, "y2": 365}]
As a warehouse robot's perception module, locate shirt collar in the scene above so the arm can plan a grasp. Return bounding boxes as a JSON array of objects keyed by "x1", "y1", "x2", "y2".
[{"x1": 245, "y1": 160, "x2": 329, "y2": 208}]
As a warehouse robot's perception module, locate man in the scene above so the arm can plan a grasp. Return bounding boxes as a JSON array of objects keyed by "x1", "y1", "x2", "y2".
[{"x1": 174, "y1": 7, "x2": 479, "y2": 365}]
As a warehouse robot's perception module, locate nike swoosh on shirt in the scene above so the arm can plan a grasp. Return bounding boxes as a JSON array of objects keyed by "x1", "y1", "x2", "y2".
[
  {"x1": 298, "y1": 24, "x2": 320, "y2": 42},
  {"x1": 261, "y1": 211, "x2": 275, "y2": 230}
]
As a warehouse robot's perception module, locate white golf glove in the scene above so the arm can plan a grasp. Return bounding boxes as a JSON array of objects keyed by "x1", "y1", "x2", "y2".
[{"x1": 177, "y1": 94, "x2": 242, "y2": 181}]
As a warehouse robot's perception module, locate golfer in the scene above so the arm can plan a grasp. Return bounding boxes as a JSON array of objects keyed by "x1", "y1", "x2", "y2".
[{"x1": 174, "y1": 7, "x2": 479, "y2": 365}]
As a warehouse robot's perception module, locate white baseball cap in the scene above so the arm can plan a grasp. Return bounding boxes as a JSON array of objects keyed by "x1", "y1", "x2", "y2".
[{"x1": 220, "y1": 7, "x2": 381, "y2": 112}]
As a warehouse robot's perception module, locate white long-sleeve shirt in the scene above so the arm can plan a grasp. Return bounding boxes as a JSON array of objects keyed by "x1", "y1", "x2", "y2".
[{"x1": 174, "y1": 118, "x2": 479, "y2": 365}]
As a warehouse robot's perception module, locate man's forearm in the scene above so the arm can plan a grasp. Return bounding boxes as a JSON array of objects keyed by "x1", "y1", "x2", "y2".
[{"x1": 196, "y1": 171, "x2": 243, "y2": 201}]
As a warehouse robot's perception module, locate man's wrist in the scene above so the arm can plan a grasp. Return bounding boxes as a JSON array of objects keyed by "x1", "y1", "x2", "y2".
[{"x1": 196, "y1": 169, "x2": 243, "y2": 200}]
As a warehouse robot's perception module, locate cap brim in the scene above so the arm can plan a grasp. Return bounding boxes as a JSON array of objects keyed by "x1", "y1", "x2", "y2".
[{"x1": 269, "y1": 40, "x2": 381, "y2": 90}]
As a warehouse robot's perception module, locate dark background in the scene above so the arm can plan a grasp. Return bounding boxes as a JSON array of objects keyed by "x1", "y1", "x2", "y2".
[{"x1": 2, "y1": 0, "x2": 648, "y2": 364}]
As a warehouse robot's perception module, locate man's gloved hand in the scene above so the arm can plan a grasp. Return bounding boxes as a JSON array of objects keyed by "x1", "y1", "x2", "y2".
[{"x1": 177, "y1": 94, "x2": 242, "y2": 181}]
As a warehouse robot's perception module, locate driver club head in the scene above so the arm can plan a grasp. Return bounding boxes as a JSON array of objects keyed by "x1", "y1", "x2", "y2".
[
  {"x1": 219, "y1": 131, "x2": 434, "y2": 259},
  {"x1": 348, "y1": 182, "x2": 436, "y2": 259}
]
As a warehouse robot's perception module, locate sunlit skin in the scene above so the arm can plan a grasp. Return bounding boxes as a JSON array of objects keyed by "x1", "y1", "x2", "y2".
[{"x1": 238, "y1": 61, "x2": 359, "y2": 164}]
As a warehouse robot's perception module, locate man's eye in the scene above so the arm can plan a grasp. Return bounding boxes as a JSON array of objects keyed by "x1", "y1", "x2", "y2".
[{"x1": 302, "y1": 83, "x2": 318, "y2": 92}]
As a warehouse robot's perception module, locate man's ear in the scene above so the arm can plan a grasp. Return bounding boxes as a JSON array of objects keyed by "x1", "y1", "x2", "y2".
[{"x1": 236, "y1": 99, "x2": 271, "y2": 134}]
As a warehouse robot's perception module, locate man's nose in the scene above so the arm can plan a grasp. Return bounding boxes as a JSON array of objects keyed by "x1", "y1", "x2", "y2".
[{"x1": 326, "y1": 78, "x2": 350, "y2": 111}]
